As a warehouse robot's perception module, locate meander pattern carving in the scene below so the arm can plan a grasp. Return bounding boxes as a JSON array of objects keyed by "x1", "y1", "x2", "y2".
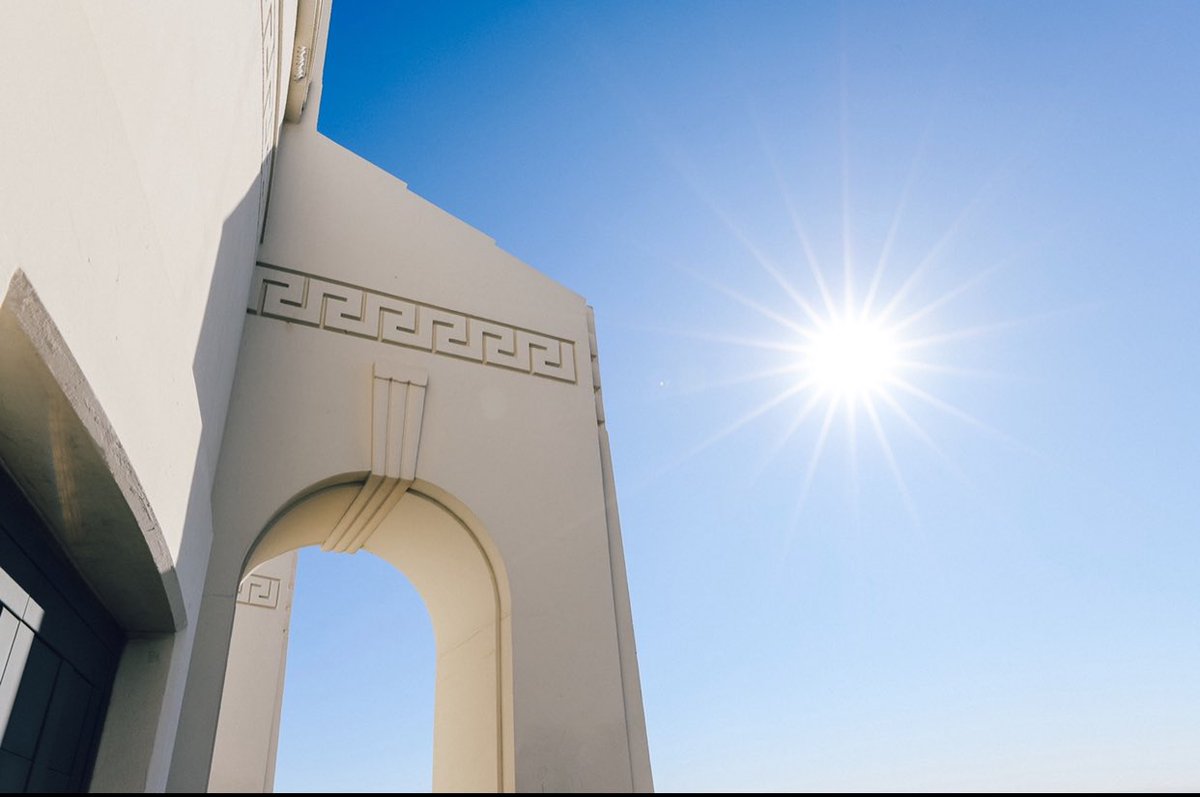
[
  {"x1": 247, "y1": 263, "x2": 578, "y2": 383},
  {"x1": 237, "y1": 574, "x2": 281, "y2": 610}
]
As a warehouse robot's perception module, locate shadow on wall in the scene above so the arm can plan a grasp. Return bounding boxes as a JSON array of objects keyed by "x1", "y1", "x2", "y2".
[
  {"x1": 0, "y1": 162, "x2": 272, "y2": 792},
  {"x1": 90, "y1": 155, "x2": 273, "y2": 790},
  {"x1": 150, "y1": 164, "x2": 275, "y2": 792}
]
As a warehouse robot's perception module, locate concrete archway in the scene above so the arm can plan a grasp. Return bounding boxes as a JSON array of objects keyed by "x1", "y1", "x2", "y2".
[
  {"x1": 167, "y1": 4, "x2": 651, "y2": 789},
  {"x1": 222, "y1": 477, "x2": 513, "y2": 792}
]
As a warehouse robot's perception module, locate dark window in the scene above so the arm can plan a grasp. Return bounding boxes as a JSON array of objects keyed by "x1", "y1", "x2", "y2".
[{"x1": 0, "y1": 466, "x2": 123, "y2": 792}]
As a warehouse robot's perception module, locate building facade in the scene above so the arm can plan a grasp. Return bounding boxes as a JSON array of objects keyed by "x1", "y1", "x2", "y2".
[{"x1": 0, "y1": 1, "x2": 651, "y2": 791}]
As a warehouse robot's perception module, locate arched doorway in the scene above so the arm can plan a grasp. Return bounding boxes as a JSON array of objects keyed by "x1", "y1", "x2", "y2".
[{"x1": 210, "y1": 478, "x2": 514, "y2": 793}]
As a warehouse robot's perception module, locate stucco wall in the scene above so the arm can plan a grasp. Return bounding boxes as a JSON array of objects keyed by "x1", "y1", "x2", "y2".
[
  {"x1": 0, "y1": 2, "x2": 290, "y2": 789},
  {"x1": 0, "y1": 0, "x2": 272, "y2": 578}
]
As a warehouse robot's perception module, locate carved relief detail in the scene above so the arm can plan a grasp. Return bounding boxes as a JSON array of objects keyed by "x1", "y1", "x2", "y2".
[
  {"x1": 322, "y1": 364, "x2": 428, "y2": 554},
  {"x1": 247, "y1": 263, "x2": 578, "y2": 384},
  {"x1": 237, "y1": 574, "x2": 281, "y2": 609}
]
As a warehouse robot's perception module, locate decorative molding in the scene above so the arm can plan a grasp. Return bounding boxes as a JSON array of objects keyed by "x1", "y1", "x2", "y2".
[
  {"x1": 247, "y1": 262, "x2": 578, "y2": 384},
  {"x1": 322, "y1": 364, "x2": 428, "y2": 554},
  {"x1": 586, "y1": 304, "x2": 656, "y2": 792},
  {"x1": 587, "y1": 307, "x2": 605, "y2": 426},
  {"x1": 257, "y1": 0, "x2": 279, "y2": 234},
  {"x1": 237, "y1": 574, "x2": 281, "y2": 610},
  {"x1": 370, "y1": 362, "x2": 427, "y2": 482},
  {"x1": 284, "y1": 0, "x2": 323, "y2": 123}
]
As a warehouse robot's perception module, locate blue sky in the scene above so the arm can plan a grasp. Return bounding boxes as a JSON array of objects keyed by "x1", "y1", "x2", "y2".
[{"x1": 275, "y1": 1, "x2": 1200, "y2": 791}]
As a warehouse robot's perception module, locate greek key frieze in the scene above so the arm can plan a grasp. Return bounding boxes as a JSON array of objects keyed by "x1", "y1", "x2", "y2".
[{"x1": 247, "y1": 263, "x2": 578, "y2": 384}]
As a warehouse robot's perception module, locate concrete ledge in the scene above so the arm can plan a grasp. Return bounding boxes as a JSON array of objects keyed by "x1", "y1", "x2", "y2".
[{"x1": 0, "y1": 270, "x2": 186, "y2": 632}]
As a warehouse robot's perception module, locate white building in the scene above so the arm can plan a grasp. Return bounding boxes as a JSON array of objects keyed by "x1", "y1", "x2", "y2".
[{"x1": 0, "y1": 1, "x2": 652, "y2": 791}]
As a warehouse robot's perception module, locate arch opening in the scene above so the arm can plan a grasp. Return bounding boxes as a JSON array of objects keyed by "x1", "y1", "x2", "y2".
[
  {"x1": 277, "y1": 547, "x2": 435, "y2": 792},
  {"x1": 210, "y1": 478, "x2": 514, "y2": 793}
]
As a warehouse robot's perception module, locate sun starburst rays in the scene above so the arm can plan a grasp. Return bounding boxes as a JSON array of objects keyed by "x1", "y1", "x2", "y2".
[
  {"x1": 661, "y1": 214, "x2": 1022, "y2": 528},
  {"x1": 627, "y1": 88, "x2": 1026, "y2": 529}
]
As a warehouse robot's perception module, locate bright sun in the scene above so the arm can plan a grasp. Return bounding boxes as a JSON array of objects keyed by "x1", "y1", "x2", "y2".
[
  {"x1": 672, "y1": 148, "x2": 1012, "y2": 523},
  {"x1": 804, "y1": 316, "x2": 900, "y2": 400},
  {"x1": 674, "y1": 239, "x2": 1011, "y2": 525}
]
